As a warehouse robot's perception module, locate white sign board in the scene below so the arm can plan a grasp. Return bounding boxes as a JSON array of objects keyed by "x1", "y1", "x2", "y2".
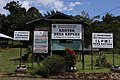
[
  {"x1": 33, "y1": 31, "x2": 48, "y2": 53},
  {"x1": 14, "y1": 31, "x2": 30, "y2": 40},
  {"x1": 52, "y1": 24, "x2": 82, "y2": 39},
  {"x1": 92, "y1": 33, "x2": 113, "y2": 48}
]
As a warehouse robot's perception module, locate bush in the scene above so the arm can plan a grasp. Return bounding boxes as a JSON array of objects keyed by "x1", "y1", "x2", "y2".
[
  {"x1": 35, "y1": 55, "x2": 66, "y2": 77},
  {"x1": 95, "y1": 53, "x2": 108, "y2": 67},
  {"x1": 64, "y1": 48, "x2": 77, "y2": 66}
]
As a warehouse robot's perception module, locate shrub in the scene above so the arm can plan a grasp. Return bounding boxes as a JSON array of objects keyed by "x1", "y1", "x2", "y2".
[
  {"x1": 35, "y1": 63, "x2": 50, "y2": 77},
  {"x1": 35, "y1": 55, "x2": 66, "y2": 77},
  {"x1": 64, "y1": 48, "x2": 77, "y2": 66},
  {"x1": 95, "y1": 53, "x2": 108, "y2": 67}
]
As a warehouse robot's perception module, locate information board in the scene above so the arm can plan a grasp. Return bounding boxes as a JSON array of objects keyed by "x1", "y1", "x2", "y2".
[
  {"x1": 92, "y1": 33, "x2": 113, "y2": 48},
  {"x1": 14, "y1": 31, "x2": 30, "y2": 40},
  {"x1": 52, "y1": 24, "x2": 82, "y2": 39},
  {"x1": 33, "y1": 31, "x2": 48, "y2": 53}
]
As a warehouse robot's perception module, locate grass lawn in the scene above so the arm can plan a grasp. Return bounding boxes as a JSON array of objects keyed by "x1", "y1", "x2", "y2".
[
  {"x1": 0, "y1": 48, "x2": 120, "y2": 73},
  {"x1": 0, "y1": 48, "x2": 40, "y2": 73},
  {"x1": 76, "y1": 51, "x2": 120, "y2": 73},
  {"x1": 0, "y1": 48, "x2": 20, "y2": 73}
]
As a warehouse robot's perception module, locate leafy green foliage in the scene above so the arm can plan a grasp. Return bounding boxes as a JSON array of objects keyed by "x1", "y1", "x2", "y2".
[
  {"x1": 95, "y1": 53, "x2": 108, "y2": 67},
  {"x1": 3, "y1": 1, "x2": 25, "y2": 14},
  {"x1": 35, "y1": 55, "x2": 66, "y2": 77},
  {"x1": 43, "y1": 10, "x2": 60, "y2": 17},
  {"x1": 0, "y1": 14, "x2": 6, "y2": 33},
  {"x1": 26, "y1": 7, "x2": 43, "y2": 22},
  {"x1": 1, "y1": 1, "x2": 42, "y2": 37}
]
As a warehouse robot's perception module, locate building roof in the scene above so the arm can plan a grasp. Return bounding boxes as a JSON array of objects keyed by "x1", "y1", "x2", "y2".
[
  {"x1": 45, "y1": 12, "x2": 77, "y2": 20},
  {"x1": 0, "y1": 33, "x2": 13, "y2": 39},
  {"x1": 26, "y1": 12, "x2": 84, "y2": 25},
  {"x1": 26, "y1": 18, "x2": 48, "y2": 25}
]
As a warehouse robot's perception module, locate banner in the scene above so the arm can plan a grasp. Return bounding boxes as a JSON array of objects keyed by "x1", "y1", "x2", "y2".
[
  {"x1": 92, "y1": 33, "x2": 113, "y2": 48},
  {"x1": 33, "y1": 31, "x2": 48, "y2": 53},
  {"x1": 14, "y1": 31, "x2": 30, "y2": 40},
  {"x1": 52, "y1": 24, "x2": 82, "y2": 39}
]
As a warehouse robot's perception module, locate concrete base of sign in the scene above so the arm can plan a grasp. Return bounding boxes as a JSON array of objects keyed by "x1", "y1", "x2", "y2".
[
  {"x1": 15, "y1": 65, "x2": 27, "y2": 73},
  {"x1": 111, "y1": 65, "x2": 120, "y2": 72}
]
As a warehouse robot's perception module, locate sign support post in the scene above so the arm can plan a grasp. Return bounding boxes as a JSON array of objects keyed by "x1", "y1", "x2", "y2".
[
  {"x1": 31, "y1": 46, "x2": 34, "y2": 71},
  {"x1": 91, "y1": 44, "x2": 93, "y2": 70},
  {"x1": 20, "y1": 42, "x2": 23, "y2": 67},
  {"x1": 82, "y1": 25, "x2": 84, "y2": 69},
  {"x1": 113, "y1": 47, "x2": 115, "y2": 66},
  {"x1": 82, "y1": 40, "x2": 84, "y2": 69},
  {"x1": 14, "y1": 31, "x2": 30, "y2": 67}
]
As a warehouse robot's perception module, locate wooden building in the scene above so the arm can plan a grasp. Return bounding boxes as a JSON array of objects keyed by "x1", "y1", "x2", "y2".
[{"x1": 26, "y1": 12, "x2": 85, "y2": 54}]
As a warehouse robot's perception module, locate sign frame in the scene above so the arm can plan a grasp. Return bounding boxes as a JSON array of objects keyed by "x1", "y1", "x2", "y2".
[
  {"x1": 52, "y1": 24, "x2": 82, "y2": 39},
  {"x1": 33, "y1": 31, "x2": 48, "y2": 53},
  {"x1": 14, "y1": 31, "x2": 30, "y2": 41},
  {"x1": 92, "y1": 33, "x2": 113, "y2": 48}
]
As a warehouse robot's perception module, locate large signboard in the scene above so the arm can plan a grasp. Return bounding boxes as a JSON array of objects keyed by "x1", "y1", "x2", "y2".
[
  {"x1": 14, "y1": 31, "x2": 30, "y2": 40},
  {"x1": 52, "y1": 24, "x2": 82, "y2": 39},
  {"x1": 92, "y1": 33, "x2": 113, "y2": 48},
  {"x1": 33, "y1": 31, "x2": 48, "y2": 53}
]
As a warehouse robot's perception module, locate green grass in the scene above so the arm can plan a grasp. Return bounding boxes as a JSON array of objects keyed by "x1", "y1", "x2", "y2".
[
  {"x1": 0, "y1": 48, "x2": 19, "y2": 72},
  {"x1": 0, "y1": 48, "x2": 41, "y2": 73},
  {"x1": 76, "y1": 52, "x2": 120, "y2": 73},
  {"x1": 0, "y1": 48, "x2": 29, "y2": 73},
  {"x1": 0, "y1": 48, "x2": 120, "y2": 73}
]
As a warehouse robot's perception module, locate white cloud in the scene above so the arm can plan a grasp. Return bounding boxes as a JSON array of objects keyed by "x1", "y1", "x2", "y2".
[
  {"x1": 35, "y1": 0, "x2": 64, "y2": 11},
  {"x1": 0, "y1": 0, "x2": 90, "y2": 15},
  {"x1": 36, "y1": 0, "x2": 54, "y2": 6},
  {"x1": 52, "y1": 0, "x2": 64, "y2": 11},
  {"x1": 21, "y1": 1, "x2": 30, "y2": 10},
  {"x1": 34, "y1": 0, "x2": 82, "y2": 12},
  {"x1": 64, "y1": 2, "x2": 81, "y2": 11},
  {"x1": 69, "y1": 2, "x2": 81, "y2": 8},
  {"x1": 0, "y1": 0, "x2": 11, "y2": 14}
]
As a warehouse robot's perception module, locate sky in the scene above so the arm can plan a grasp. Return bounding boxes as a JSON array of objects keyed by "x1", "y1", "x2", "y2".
[{"x1": 0, "y1": 0, "x2": 120, "y2": 18}]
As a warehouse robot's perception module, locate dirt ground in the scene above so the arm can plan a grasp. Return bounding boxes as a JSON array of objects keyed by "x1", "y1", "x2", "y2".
[{"x1": 0, "y1": 72, "x2": 120, "y2": 80}]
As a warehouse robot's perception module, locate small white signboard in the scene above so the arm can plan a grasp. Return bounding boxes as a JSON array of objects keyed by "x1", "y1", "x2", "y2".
[
  {"x1": 52, "y1": 24, "x2": 82, "y2": 39},
  {"x1": 14, "y1": 31, "x2": 30, "y2": 40},
  {"x1": 92, "y1": 33, "x2": 113, "y2": 48}
]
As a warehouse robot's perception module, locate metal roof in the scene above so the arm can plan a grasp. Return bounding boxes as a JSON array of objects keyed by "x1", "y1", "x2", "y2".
[{"x1": 0, "y1": 33, "x2": 13, "y2": 39}]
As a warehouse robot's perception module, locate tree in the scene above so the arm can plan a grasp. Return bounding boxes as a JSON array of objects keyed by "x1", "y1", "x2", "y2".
[
  {"x1": 44, "y1": 10, "x2": 59, "y2": 17},
  {"x1": 74, "y1": 11, "x2": 100, "y2": 47},
  {"x1": 3, "y1": 1, "x2": 27, "y2": 37},
  {"x1": 102, "y1": 13, "x2": 115, "y2": 23},
  {"x1": 0, "y1": 14, "x2": 6, "y2": 33},
  {"x1": 26, "y1": 7, "x2": 43, "y2": 22},
  {"x1": 3, "y1": 1, "x2": 26, "y2": 15}
]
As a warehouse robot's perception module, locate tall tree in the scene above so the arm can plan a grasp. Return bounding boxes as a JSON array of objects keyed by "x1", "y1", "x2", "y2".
[
  {"x1": 3, "y1": 1, "x2": 26, "y2": 15},
  {"x1": 3, "y1": 1, "x2": 27, "y2": 36},
  {"x1": 102, "y1": 14, "x2": 120, "y2": 49},
  {"x1": 26, "y1": 7, "x2": 42, "y2": 22},
  {"x1": 0, "y1": 14, "x2": 7, "y2": 33}
]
